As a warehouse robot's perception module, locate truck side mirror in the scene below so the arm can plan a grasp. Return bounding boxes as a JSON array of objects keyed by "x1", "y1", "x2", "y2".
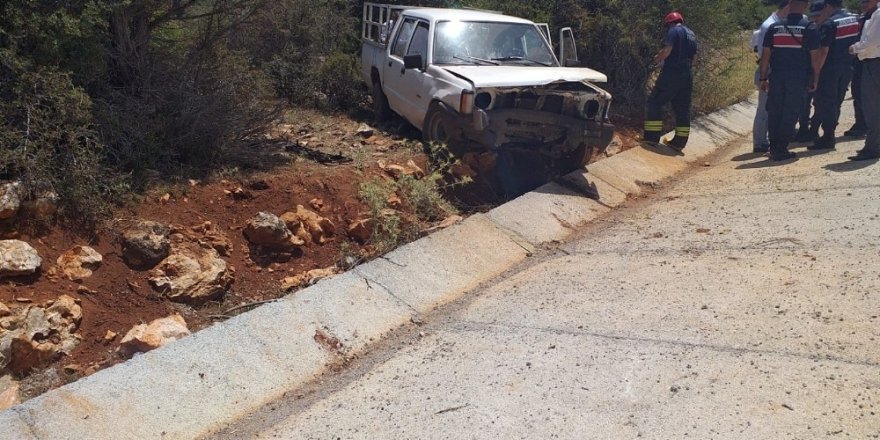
[
  {"x1": 559, "y1": 28, "x2": 580, "y2": 67},
  {"x1": 403, "y1": 54, "x2": 423, "y2": 70}
]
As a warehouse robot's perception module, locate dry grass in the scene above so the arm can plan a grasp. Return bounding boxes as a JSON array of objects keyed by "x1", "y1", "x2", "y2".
[{"x1": 693, "y1": 32, "x2": 757, "y2": 115}]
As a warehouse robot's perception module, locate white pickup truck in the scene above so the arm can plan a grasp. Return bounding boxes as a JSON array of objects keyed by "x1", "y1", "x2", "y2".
[{"x1": 361, "y1": 3, "x2": 614, "y2": 178}]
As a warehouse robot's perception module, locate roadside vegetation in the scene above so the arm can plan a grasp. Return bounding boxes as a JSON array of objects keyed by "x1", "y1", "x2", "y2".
[{"x1": 1, "y1": 0, "x2": 778, "y2": 229}]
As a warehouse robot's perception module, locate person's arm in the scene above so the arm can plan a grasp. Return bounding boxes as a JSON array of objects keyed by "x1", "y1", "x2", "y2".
[
  {"x1": 817, "y1": 22, "x2": 833, "y2": 66},
  {"x1": 759, "y1": 26, "x2": 774, "y2": 92},
  {"x1": 809, "y1": 49, "x2": 823, "y2": 92},
  {"x1": 817, "y1": 46, "x2": 830, "y2": 67},
  {"x1": 653, "y1": 45, "x2": 673, "y2": 65},
  {"x1": 759, "y1": 47, "x2": 772, "y2": 92}
]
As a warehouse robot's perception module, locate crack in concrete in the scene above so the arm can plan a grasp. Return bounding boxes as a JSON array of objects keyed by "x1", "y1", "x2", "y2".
[
  {"x1": 352, "y1": 268, "x2": 419, "y2": 315},
  {"x1": 449, "y1": 320, "x2": 880, "y2": 369}
]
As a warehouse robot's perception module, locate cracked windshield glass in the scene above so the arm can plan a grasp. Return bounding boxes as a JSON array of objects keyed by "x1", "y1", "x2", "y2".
[{"x1": 433, "y1": 21, "x2": 555, "y2": 66}]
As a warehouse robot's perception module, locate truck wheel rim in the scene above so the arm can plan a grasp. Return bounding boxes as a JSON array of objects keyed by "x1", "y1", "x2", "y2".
[{"x1": 429, "y1": 113, "x2": 448, "y2": 142}]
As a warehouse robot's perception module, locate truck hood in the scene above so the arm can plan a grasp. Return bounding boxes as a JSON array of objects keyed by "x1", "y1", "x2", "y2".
[{"x1": 440, "y1": 66, "x2": 608, "y2": 87}]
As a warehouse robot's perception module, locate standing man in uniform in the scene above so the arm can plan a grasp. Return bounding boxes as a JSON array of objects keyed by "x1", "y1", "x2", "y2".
[
  {"x1": 643, "y1": 11, "x2": 698, "y2": 152},
  {"x1": 793, "y1": 1, "x2": 827, "y2": 143},
  {"x1": 752, "y1": 1, "x2": 790, "y2": 153},
  {"x1": 844, "y1": 0, "x2": 875, "y2": 138},
  {"x1": 759, "y1": 0, "x2": 823, "y2": 161},
  {"x1": 848, "y1": 0, "x2": 880, "y2": 160},
  {"x1": 810, "y1": 0, "x2": 860, "y2": 150}
]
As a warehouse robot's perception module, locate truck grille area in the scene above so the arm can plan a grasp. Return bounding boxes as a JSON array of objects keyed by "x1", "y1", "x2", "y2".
[{"x1": 485, "y1": 82, "x2": 611, "y2": 122}]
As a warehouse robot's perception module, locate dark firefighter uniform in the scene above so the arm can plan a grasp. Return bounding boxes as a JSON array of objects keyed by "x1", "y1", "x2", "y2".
[
  {"x1": 812, "y1": 7, "x2": 861, "y2": 149},
  {"x1": 762, "y1": 13, "x2": 821, "y2": 160},
  {"x1": 644, "y1": 23, "x2": 698, "y2": 150}
]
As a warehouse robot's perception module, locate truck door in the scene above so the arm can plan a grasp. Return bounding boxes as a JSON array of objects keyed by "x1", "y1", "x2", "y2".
[{"x1": 383, "y1": 17, "x2": 431, "y2": 127}]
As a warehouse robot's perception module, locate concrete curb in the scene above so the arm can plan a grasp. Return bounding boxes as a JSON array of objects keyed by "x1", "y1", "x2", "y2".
[{"x1": 0, "y1": 95, "x2": 760, "y2": 440}]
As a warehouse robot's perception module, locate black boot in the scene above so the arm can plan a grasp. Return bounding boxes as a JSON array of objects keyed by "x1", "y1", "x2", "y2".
[
  {"x1": 807, "y1": 133, "x2": 835, "y2": 150},
  {"x1": 844, "y1": 124, "x2": 867, "y2": 138},
  {"x1": 793, "y1": 128, "x2": 816, "y2": 143}
]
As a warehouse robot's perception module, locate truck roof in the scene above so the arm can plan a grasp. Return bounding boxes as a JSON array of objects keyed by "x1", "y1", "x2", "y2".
[{"x1": 401, "y1": 8, "x2": 535, "y2": 25}]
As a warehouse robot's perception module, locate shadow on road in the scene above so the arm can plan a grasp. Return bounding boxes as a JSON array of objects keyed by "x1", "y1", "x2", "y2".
[
  {"x1": 823, "y1": 159, "x2": 879, "y2": 172},
  {"x1": 735, "y1": 156, "x2": 798, "y2": 169},
  {"x1": 638, "y1": 142, "x2": 683, "y2": 157},
  {"x1": 731, "y1": 152, "x2": 765, "y2": 162}
]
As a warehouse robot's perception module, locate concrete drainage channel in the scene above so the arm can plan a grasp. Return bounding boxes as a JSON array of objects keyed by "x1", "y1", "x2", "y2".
[{"x1": 0, "y1": 97, "x2": 759, "y2": 440}]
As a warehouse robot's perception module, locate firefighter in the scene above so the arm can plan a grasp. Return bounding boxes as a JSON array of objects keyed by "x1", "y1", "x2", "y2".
[
  {"x1": 810, "y1": 0, "x2": 861, "y2": 150},
  {"x1": 644, "y1": 11, "x2": 698, "y2": 152},
  {"x1": 759, "y1": 0, "x2": 823, "y2": 161}
]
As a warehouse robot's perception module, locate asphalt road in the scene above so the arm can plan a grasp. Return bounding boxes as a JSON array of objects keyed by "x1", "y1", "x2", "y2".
[{"x1": 211, "y1": 107, "x2": 880, "y2": 439}]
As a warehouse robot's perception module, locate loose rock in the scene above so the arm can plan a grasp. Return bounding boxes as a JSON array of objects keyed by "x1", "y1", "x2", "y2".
[
  {"x1": 0, "y1": 295, "x2": 82, "y2": 375},
  {"x1": 243, "y1": 212, "x2": 304, "y2": 250},
  {"x1": 356, "y1": 123, "x2": 374, "y2": 138},
  {"x1": 347, "y1": 218, "x2": 374, "y2": 243},
  {"x1": 186, "y1": 222, "x2": 233, "y2": 257},
  {"x1": 57, "y1": 246, "x2": 103, "y2": 281},
  {"x1": 426, "y1": 215, "x2": 464, "y2": 232},
  {"x1": 282, "y1": 266, "x2": 339, "y2": 290},
  {"x1": 0, "y1": 182, "x2": 22, "y2": 220},
  {"x1": 118, "y1": 315, "x2": 191, "y2": 358},
  {"x1": 0, "y1": 302, "x2": 10, "y2": 318},
  {"x1": 149, "y1": 242, "x2": 234, "y2": 305},
  {"x1": 20, "y1": 192, "x2": 58, "y2": 219},
  {"x1": 280, "y1": 205, "x2": 336, "y2": 245},
  {"x1": 0, "y1": 375, "x2": 20, "y2": 411},
  {"x1": 122, "y1": 220, "x2": 171, "y2": 269},
  {"x1": 0, "y1": 240, "x2": 42, "y2": 278}
]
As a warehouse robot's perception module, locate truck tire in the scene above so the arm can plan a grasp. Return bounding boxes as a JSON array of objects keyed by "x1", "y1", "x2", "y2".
[
  {"x1": 423, "y1": 103, "x2": 473, "y2": 157},
  {"x1": 422, "y1": 104, "x2": 452, "y2": 145},
  {"x1": 372, "y1": 82, "x2": 391, "y2": 122},
  {"x1": 563, "y1": 144, "x2": 591, "y2": 171}
]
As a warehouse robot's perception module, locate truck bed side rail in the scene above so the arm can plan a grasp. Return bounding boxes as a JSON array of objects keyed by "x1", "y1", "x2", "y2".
[{"x1": 362, "y1": 2, "x2": 416, "y2": 45}]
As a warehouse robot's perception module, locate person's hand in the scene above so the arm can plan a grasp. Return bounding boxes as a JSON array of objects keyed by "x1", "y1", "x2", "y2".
[
  {"x1": 760, "y1": 79, "x2": 770, "y2": 92},
  {"x1": 849, "y1": 45, "x2": 856, "y2": 55}
]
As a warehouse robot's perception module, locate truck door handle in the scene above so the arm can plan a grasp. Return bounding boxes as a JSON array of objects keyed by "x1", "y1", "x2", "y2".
[{"x1": 388, "y1": 62, "x2": 392, "y2": 67}]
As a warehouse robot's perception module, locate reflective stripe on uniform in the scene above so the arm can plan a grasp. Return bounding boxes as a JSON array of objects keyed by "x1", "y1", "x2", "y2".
[
  {"x1": 644, "y1": 120, "x2": 663, "y2": 132},
  {"x1": 675, "y1": 126, "x2": 691, "y2": 137}
]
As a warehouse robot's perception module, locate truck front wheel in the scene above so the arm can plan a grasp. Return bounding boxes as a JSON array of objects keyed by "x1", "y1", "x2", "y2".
[
  {"x1": 423, "y1": 105, "x2": 452, "y2": 145},
  {"x1": 372, "y1": 82, "x2": 391, "y2": 122}
]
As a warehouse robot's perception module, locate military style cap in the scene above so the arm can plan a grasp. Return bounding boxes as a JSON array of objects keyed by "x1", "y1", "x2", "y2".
[{"x1": 810, "y1": 0, "x2": 826, "y2": 15}]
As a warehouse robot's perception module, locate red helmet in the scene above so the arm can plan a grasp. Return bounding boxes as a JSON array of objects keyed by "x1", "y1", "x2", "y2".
[{"x1": 664, "y1": 11, "x2": 684, "y2": 25}]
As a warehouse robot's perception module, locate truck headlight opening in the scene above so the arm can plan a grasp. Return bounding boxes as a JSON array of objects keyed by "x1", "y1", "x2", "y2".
[
  {"x1": 475, "y1": 92, "x2": 492, "y2": 110},
  {"x1": 583, "y1": 101, "x2": 600, "y2": 119}
]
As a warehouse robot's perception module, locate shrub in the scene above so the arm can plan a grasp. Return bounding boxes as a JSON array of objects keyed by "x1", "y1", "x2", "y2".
[
  {"x1": 315, "y1": 51, "x2": 366, "y2": 110},
  {"x1": 358, "y1": 179, "x2": 403, "y2": 252},
  {"x1": 0, "y1": 50, "x2": 124, "y2": 228}
]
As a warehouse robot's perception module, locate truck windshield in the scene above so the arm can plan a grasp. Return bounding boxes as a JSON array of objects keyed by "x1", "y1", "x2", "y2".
[{"x1": 433, "y1": 21, "x2": 557, "y2": 67}]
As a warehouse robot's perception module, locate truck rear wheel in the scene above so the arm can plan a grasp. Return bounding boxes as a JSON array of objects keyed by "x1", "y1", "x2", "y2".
[{"x1": 372, "y1": 82, "x2": 391, "y2": 122}]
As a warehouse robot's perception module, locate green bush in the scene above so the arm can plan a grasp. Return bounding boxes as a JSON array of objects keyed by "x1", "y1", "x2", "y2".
[
  {"x1": 315, "y1": 52, "x2": 365, "y2": 110},
  {"x1": 0, "y1": 49, "x2": 125, "y2": 229}
]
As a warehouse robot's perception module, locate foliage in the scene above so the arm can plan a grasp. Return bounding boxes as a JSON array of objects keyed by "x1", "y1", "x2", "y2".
[
  {"x1": 0, "y1": 0, "x2": 279, "y2": 227},
  {"x1": 0, "y1": 2, "x2": 121, "y2": 228},
  {"x1": 358, "y1": 178, "x2": 403, "y2": 253},
  {"x1": 315, "y1": 51, "x2": 365, "y2": 110}
]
